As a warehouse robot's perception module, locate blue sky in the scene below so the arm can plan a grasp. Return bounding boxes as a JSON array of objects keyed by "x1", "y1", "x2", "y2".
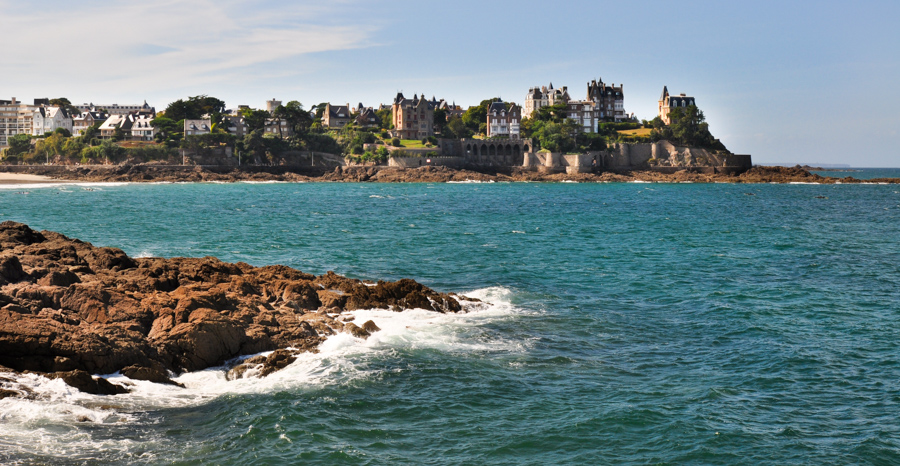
[{"x1": 4, "y1": 0, "x2": 899, "y2": 166}]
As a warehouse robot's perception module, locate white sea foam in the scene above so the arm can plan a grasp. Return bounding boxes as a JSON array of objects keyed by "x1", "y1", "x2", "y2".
[
  {"x1": 0, "y1": 181, "x2": 136, "y2": 191},
  {"x1": 0, "y1": 286, "x2": 521, "y2": 456}
]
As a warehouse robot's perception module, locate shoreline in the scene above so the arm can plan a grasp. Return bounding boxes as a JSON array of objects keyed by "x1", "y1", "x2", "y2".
[
  {"x1": 1, "y1": 164, "x2": 898, "y2": 185},
  {"x1": 0, "y1": 172, "x2": 70, "y2": 185},
  {"x1": 0, "y1": 221, "x2": 468, "y2": 396}
]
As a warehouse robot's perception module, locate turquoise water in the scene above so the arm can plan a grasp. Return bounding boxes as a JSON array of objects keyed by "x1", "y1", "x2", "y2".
[
  {"x1": 810, "y1": 167, "x2": 900, "y2": 180},
  {"x1": 1, "y1": 181, "x2": 899, "y2": 464}
]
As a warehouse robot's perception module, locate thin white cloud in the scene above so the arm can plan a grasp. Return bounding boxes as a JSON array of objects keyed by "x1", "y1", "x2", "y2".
[{"x1": 1, "y1": 0, "x2": 374, "y2": 101}]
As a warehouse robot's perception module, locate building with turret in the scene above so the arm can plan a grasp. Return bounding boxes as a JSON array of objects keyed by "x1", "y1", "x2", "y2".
[
  {"x1": 524, "y1": 78, "x2": 629, "y2": 133},
  {"x1": 523, "y1": 83, "x2": 570, "y2": 117},
  {"x1": 391, "y1": 93, "x2": 434, "y2": 140},
  {"x1": 658, "y1": 86, "x2": 695, "y2": 125},
  {"x1": 585, "y1": 79, "x2": 626, "y2": 122}
]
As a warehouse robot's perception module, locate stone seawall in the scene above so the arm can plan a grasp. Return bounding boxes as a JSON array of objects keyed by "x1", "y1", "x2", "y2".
[
  {"x1": 520, "y1": 141, "x2": 752, "y2": 174},
  {"x1": 389, "y1": 156, "x2": 465, "y2": 169}
]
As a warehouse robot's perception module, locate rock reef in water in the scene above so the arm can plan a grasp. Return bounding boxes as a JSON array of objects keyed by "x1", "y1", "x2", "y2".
[
  {"x1": 0, "y1": 222, "x2": 465, "y2": 395},
  {"x1": 5, "y1": 164, "x2": 898, "y2": 184}
]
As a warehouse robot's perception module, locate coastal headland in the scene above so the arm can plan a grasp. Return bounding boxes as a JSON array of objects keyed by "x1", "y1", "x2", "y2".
[
  {"x1": 0, "y1": 222, "x2": 468, "y2": 397},
  {"x1": 1, "y1": 164, "x2": 898, "y2": 184}
]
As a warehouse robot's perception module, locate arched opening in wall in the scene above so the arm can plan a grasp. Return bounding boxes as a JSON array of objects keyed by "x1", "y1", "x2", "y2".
[
  {"x1": 513, "y1": 145, "x2": 520, "y2": 156},
  {"x1": 505, "y1": 144, "x2": 512, "y2": 156},
  {"x1": 523, "y1": 144, "x2": 530, "y2": 153},
  {"x1": 489, "y1": 145, "x2": 496, "y2": 156},
  {"x1": 481, "y1": 144, "x2": 488, "y2": 156}
]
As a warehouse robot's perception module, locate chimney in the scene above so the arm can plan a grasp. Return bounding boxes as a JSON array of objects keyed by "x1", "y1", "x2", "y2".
[{"x1": 11, "y1": 97, "x2": 16, "y2": 104}]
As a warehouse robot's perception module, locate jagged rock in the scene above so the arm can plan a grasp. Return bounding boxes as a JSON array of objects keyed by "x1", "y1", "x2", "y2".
[
  {"x1": 344, "y1": 322, "x2": 370, "y2": 339},
  {"x1": 0, "y1": 256, "x2": 27, "y2": 284},
  {"x1": 317, "y1": 289, "x2": 347, "y2": 309},
  {"x1": 121, "y1": 362, "x2": 183, "y2": 387},
  {"x1": 361, "y1": 320, "x2": 381, "y2": 334},
  {"x1": 37, "y1": 270, "x2": 81, "y2": 287},
  {"x1": 0, "y1": 222, "x2": 462, "y2": 393},
  {"x1": 49, "y1": 370, "x2": 130, "y2": 395},
  {"x1": 226, "y1": 349, "x2": 300, "y2": 380}
]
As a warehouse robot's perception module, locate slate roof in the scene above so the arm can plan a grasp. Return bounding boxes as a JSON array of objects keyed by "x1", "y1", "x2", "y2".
[{"x1": 328, "y1": 104, "x2": 351, "y2": 119}]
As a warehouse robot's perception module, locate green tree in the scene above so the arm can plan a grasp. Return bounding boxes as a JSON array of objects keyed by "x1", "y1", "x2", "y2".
[
  {"x1": 461, "y1": 98, "x2": 500, "y2": 135},
  {"x1": 532, "y1": 119, "x2": 579, "y2": 153},
  {"x1": 6, "y1": 134, "x2": 32, "y2": 157},
  {"x1": 80, "y1": 122, "x2": 101, "y2": 143},
  {"x1": 273, "y1": 101, "x2": 313, "y2": 138},
  {"x1": 443, "y1": 117, "x2": 472, "y2": 139},
  {"x1": 49, "y1": 97, "x2": 80, "y2": 116},
  {"x1": 164, "y1": 95, "x2": 226, "y2": 123},
  {"x1": 535, "y1": 102, "x2": 569, "y2": 123},
  {"x1": 576, "y1": 132, "x2": 606, "y2": 152},
  {"x1": 112, "y1": 124, "x2": 126, "y2": 142},
  {"x1": 241, "y1": 108, "x2": 269, "y2": 132},
  {"x1": 433, "y1": 108, "x2": 447, "y2": 134},
  {"x1": 652, "y1": 105, "x2": 726, "y2": 151},
  {"x1": 35, "y1": 133, "x2": 66, "y2": 162},
  {"x1": 375, "y1": 107, "x2": 392, "y2": 129},
  {"x1": 62, "y1": 136, "x2": 85, "y2": 161}
]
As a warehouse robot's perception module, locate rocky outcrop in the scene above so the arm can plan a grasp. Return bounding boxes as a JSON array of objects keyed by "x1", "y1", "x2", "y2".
[
  {"x1": 4, "y1": 164, "x2": 899, "y2": 184},
  {"x1": 0, "y1": 222, "x2": 466, "y2": 395}
]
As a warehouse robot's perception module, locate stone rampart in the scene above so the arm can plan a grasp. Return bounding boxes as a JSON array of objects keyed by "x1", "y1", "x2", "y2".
[
  {"x1": 389, "y1": 156, "x2": 464, "y2": 168},
  {"x1": 521, "y1": 140, "x2": 752, "y2": 173}
]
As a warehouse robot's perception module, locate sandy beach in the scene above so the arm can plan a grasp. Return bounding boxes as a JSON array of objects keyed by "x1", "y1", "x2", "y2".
[{"x1": 0, "y1": 173, "x2": 65, "y2": 185}]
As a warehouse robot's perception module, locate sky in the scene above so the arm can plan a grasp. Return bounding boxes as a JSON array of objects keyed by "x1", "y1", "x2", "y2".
[{"x1": 3, "y1": 0, "x2": 899, "y2": 166}]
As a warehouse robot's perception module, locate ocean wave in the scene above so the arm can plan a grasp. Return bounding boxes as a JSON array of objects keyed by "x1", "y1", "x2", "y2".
[
  {"x1": 0, "y1": 182, "x2": 135, "y2": 191},
  {"x1": 0, "y1": 287, "x2": 523, "y2": 457}
]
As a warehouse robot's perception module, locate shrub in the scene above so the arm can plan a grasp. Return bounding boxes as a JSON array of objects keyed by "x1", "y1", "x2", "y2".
[{"x1": 391, "y1": 137, "x2": 401, "y2": 147}]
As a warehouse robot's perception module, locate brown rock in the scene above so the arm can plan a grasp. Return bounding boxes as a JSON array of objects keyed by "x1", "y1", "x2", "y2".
[
  {"x1": 361, "y1": 320, "x2": 381, "y2": 334},
  {"x1": 0, "y1": 256, "x2": 27, "y2": 284},
  {"x1": 121, "y1": 362, "x2": 183, "y2": 387},
  {"x1": 49, "y1": 370, "x2": 130, "y2": 395},
  {"x1": 317, "y1": 289, "x2": 347, "y2": 309},
  {"x1": 37, "y1": 270, "x2": 81, "y2": 287},
  {"x1": 0, "y1": 222, "x2": 462, "y2": 392},
  {"x1": 344, "y1": 322, "x2": 370, "y2": 339}
]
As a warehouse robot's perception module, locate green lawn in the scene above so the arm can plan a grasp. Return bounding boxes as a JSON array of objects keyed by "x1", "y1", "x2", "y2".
[
  {"x1": 617, "y1": 128, "x2": 652, "y2": 137},
  {"x1": 380, "y1": 139, "x2": 432, "y2": 148}
]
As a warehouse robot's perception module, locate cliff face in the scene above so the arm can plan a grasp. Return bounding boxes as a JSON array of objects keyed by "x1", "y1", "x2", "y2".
[
  {"x1": 0, "y1": 222, "x2": 464, "y2": 395},
  {"x1": 600, "y1": 141, "x2": 752, "y2": 172}
]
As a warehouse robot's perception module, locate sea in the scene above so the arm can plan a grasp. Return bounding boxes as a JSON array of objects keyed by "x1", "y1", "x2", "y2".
[{"x1": 1, "y1": 172, "x2": 899, "y2": 464}]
